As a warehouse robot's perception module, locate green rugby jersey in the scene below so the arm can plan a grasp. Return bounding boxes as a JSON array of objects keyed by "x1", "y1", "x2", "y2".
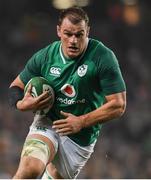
[{"x1": 20, "y1": 38, "x2": 126, "y2": 146}]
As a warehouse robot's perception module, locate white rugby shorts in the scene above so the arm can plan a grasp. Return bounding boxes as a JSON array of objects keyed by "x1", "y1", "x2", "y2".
[{"x1": 28, "y1": 124, "x2": 96, "y2": 179}]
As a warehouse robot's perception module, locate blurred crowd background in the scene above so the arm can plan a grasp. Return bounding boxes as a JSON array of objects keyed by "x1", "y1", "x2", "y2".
[{"x1": 0, "y1": 0, "x2": 151, "y2": 178}]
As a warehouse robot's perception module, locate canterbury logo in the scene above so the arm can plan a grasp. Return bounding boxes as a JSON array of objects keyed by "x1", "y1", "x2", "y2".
[
  {"x1": 61, "y1": 84, "x2": 76, "y2": 97},
  {"x1": 50, "y1": 67, "x2": 61, "y2": 76}
]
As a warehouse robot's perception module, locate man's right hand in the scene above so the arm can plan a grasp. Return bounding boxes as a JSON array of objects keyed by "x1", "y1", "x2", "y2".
[{"x1": 16, "y1": 84, "x2": 52, "y2": 111}]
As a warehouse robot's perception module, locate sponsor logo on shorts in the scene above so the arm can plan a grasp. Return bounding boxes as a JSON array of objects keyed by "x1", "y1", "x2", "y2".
[
  {"x1": 36, "y1": 126, "x2": 47, "y2": 132},
  {"x1": 49, "y1": 67, "x2": 61, "y2": 76}
]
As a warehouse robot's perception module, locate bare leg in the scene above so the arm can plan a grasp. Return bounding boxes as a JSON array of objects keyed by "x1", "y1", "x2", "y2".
[
  {"x1": 13, "y1": 134, "x2": 56, "y2": 179},
  {"x1": 41, "y1": 163, "x2": 63, "y2": 179},
  {"x1": 13, "y1": 156, "x2": 45, "y2": 179}
]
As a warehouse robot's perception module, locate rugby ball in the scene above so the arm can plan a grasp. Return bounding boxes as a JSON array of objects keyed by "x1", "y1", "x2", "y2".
[{"x1": 24, "y1": 77, "x2": 55, "y2": 114}]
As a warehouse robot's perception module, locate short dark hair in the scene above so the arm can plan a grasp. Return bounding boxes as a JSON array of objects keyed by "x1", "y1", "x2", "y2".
[{"x1": 58, "y1": 6, "x2": 89, "y2": 26}]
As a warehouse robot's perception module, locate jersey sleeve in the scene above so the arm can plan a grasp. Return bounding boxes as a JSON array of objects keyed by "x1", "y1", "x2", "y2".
[
  {"x1": 19, "y1": 46, "x2": 49, "y2": 85},
  {"x1": 98, "y1": 48, "x2": 126, "y2": 95}
]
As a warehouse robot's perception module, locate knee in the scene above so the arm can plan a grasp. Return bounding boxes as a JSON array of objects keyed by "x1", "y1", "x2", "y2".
[{"x1": 13, "y1": 157, "x2": 45, "y2": 179}]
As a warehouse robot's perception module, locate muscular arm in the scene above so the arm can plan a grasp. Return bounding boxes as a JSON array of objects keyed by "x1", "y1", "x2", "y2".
[
  {"x1": 80, "y1": 91, "x2": 126, "y2": 127},
  {"x1": 52, "y1": 91, "x2": 126, "y2": 135}
]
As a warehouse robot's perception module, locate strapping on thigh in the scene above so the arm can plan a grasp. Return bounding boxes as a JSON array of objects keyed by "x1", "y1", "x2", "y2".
[{"x1": 21, "y1": 138, "x2": 50, "y2": 165}]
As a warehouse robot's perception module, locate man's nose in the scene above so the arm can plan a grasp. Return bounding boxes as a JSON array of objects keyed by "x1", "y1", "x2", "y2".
[{"x1": 70, "y1": 35, "x2": 78, "y2": 44}]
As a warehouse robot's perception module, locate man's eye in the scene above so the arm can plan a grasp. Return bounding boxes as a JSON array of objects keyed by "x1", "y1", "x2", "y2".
[
  {"x1": 65, "y1": 33, "x2": 72, "y2": 37},
  {"x1": 76, "y1": 34, "x2": 83, "y2": 38}
]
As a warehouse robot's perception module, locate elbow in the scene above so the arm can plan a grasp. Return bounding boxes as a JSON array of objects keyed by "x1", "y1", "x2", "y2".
[
  {"x1": 118, "y1": 105, "x2": 126, "y2": 118},
  {"x1": 115, "y1": 99, "x2": 126, "y2": 118}
]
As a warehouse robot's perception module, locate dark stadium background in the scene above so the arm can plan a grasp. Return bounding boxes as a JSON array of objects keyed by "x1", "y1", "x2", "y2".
[{"x1": 0, "y1": 0, "x2": 151, "y2": 178}]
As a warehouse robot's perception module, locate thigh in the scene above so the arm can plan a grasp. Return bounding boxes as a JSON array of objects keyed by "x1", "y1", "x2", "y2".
[
  {"x1": 53, "y1": 136, "x2": 96, "y2": 179},
  {"x1": 25, "y1": 125, "x2": 59, "y2": 164},
  {"x1": 13, "y1": 155, "x2": 45, "y2": 179},
  {"x1": 13, "y1": 135, "x2": 53, "y2": 179}
]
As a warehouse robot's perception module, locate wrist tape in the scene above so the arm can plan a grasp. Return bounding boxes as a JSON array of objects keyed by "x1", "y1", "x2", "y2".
[{"x1": 8, "y1": 86, "x2": 24, "y2": 108}]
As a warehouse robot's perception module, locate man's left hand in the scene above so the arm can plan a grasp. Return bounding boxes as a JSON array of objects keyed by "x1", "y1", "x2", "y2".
[{"x1": 52, "y1": 111, "x2": 84, "y2": 136}]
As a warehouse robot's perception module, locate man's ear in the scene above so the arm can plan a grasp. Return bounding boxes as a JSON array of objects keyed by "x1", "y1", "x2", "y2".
[
  {"x1": 57, "y1": 25, "x2": 61, "y2": 37},
  {"x1": 86, "y1": 26, "x2": 90, "y2": 37}
]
